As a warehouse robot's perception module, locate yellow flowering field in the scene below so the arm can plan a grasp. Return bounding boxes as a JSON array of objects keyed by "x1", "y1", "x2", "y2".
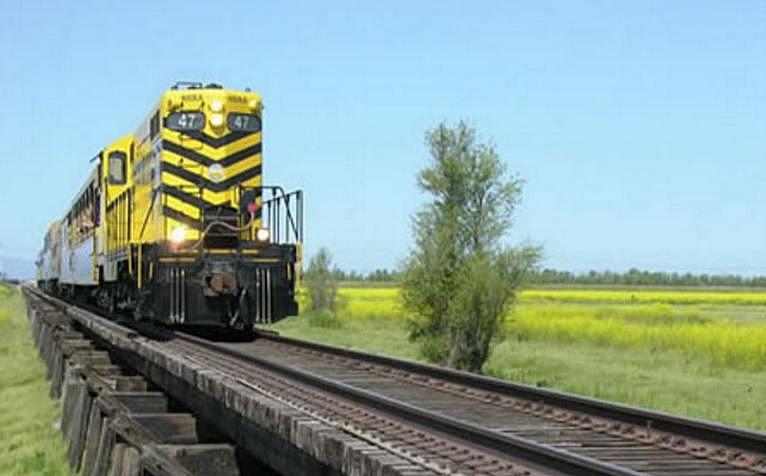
[
  {"x1": 327, "y1": 286, "x2": 766, "y2": 370},
  {"x1": 520, "y1": 288, "x2": 766, "y2": 306},
  {"x1": 511, "y1": 304, "x2": 766, "y2": 370},
  {"x1": 336, "y1": 286, "x2": 766, "y2": 309}
]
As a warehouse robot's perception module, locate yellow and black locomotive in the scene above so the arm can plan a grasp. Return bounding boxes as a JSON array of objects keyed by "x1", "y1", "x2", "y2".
[{"x1": 36, "y1": 82, "x2": 303, "y2": 328}]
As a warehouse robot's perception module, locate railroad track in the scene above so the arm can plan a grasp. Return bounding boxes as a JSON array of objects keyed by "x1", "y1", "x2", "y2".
[
  {"x1": 28, "y1": 286, "x2": 766, "y2": 476},
  {"x1": 190, "y1": 333, "x2": 766, "y2": 476}
]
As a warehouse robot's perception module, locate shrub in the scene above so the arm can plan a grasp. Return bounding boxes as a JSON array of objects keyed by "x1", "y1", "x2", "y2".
[{"x1": 304, "y1": 247, "x2": 338, "y2": 313}]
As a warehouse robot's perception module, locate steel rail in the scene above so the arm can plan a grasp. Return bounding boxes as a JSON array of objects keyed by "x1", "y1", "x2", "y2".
[
  {"x1": 174, "y1": 330, "x2": 646, "y2": 476},
  {"x1": 255, "y1": 331, "x2": 766, "y2": 454}
]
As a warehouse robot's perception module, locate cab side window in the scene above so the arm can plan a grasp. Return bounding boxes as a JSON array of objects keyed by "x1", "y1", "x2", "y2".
[{"x1": 108, "y1": 151, "x2": 127, "y2": 184}]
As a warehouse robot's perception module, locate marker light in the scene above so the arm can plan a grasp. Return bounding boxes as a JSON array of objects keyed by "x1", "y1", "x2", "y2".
[
  {"x1": 170, "y1": 226, "x2": 186, "y2": 244},
  {"x1": 210, "y1": 113, "x2": 224, "y2": 127},
  {"x1": 210, "y1": 99, "x2": 223, "y2": 112},
  {"x1": 255, "y1": 228, "x2": 270, "y2": 242}
]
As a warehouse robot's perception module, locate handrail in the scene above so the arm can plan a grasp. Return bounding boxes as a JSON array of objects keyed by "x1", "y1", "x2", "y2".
[{"x1": 258, "y1": 186, "x2": 303, "y2": 245}]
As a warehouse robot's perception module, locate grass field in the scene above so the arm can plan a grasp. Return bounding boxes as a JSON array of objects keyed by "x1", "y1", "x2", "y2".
[
  {"x1": 275, "y1": 285, "x2": 766, "y2": 431},
  {"x1": 1, "y1": 281, "x2": 763, "y2": 476},
  {"x1": 0, "y1": 284, "x2": 73, "y2": 476}
]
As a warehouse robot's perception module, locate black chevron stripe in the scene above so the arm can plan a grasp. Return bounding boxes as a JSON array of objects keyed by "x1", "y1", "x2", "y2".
[
  {"x1": 162, "y1": 162, "x2": 262, "y2": 192},
  {"x1": 163, "y1": 186, "x2": 226, "y2": 209},
  {"x1": 162, "y1": 141, "x2": 213, "y2": 167},
  {"x1": 162, "y1": 140, "x2": 261, "y2": 168},
  {"x1": 181, "y1": 130, "x2": 257, "y2": 148},
  {"x1": 163, "y1": 206, "x2": 202, "y2": 230},
  {"x1": 161, "y1": 162, "x2": 203, "y2": 186}
]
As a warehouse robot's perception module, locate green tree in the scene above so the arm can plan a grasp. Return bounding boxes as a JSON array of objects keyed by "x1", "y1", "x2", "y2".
[
  {"x1": 304, "y1": 247, "x2": 338, "y2": 313},
  {"x1": 401, "y1": 121, "x2": 540, "y2": 372}
]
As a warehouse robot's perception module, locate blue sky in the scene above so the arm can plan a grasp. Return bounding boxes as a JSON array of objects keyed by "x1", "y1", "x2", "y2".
[{"x1": 1, "y1": 0, "x2": 764, "y2": 276}]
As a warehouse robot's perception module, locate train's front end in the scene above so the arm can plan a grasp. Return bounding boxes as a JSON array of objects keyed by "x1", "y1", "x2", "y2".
[{"x1": 137, "y1": 82, "x2": 302, "y2": 329}]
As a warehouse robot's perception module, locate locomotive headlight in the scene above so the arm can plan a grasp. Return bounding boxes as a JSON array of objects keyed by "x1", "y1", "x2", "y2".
[
  {"x1": 170, "y1": 226, "x2": 187, "y2": 244},
  {"x1": 210, "y1": 99, "x2": 223, "y2": 112},
  {"x1": 210, "y1": 113, "x2": 224, "y2": 127},
  {"x1": 255, "y1": 228, "x2": 270, "y2": 242}
]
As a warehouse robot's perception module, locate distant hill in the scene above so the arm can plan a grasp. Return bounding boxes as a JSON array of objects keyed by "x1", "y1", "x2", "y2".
[{"x1": 0, "y1": 255, "x2": 36, "y2": 281}]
